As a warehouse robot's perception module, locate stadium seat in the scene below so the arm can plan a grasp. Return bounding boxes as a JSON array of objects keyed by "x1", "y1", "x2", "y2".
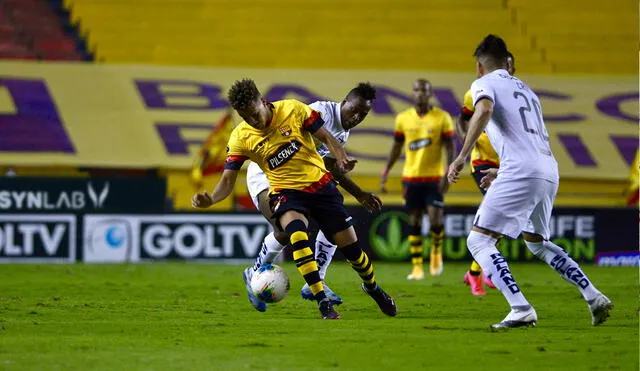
[
  {"x1": 0, "y1": 0, "x2": 87, "y2": 62},
  {"x1": 64, "y1": 0, "x2": 539, "y2": 71},
  {"x1": 62, "y1": 0, "x2": 635, "y2": 74}
]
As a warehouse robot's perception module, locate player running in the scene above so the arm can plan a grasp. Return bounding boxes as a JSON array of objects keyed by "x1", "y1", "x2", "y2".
[
  {"x1": 244, "y1": 83, "x2": 382, "y2": 311},
  {"x1": 455, "y1": 52, "x2": 515, "y2": 296},
  {"x1": 193, "y1": 79, "x2": 397, "y2": 319},
  {"x1": 380, "y1": 79, "x2": 455, "y2": 280},
  {"x1": 448, "y1": 35, "x2": 613, "y2": 329}
]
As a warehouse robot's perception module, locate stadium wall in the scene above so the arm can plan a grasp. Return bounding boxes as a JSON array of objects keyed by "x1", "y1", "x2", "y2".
[
  {"x1": 0, "y1": 177, "x2": 636, "y2": 265},
  {"x1": 1, "y1": 61, "x2": 637, "y2": 209}
]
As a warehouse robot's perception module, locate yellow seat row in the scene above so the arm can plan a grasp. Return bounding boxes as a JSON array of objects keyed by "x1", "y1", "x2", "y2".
[{"x1": 65, "y1": 0, "x2": 636, "y2": 73}]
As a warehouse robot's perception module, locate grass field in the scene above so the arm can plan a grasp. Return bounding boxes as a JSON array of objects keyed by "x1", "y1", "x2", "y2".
[{"x1": 0, "y1": 262, "x2": 637, "y2": 371}]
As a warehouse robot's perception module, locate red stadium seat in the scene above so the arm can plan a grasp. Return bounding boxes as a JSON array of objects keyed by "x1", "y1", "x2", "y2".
[
  {"x1": 40, "y1": 51, "x2": 84, "y2": 61},
  {"x1": 33, "y1": 38, "x2": 77, "y2": 52}
]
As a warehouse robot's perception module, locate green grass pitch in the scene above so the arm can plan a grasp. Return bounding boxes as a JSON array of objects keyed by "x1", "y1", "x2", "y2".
[{"x1": 0, "y1": 262, "x2": 637, "y2": 370}]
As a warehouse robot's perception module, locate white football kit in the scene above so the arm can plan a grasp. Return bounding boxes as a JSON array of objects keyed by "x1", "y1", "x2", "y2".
[
  {"x1": 246, "y1": 100, "x2": 348, "y2": 207},
  {"x1": 471, "y1": 69, "x2": 559, "y2": 239}
]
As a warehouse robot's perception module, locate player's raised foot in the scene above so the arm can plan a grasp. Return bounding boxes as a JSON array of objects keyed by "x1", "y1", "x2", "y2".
[
  {"x1": 429, "y1": 248, "x2": 443, "y2": 276},
  {"x1": 588, "y1": 294, "x2": 613, "y2": 326},
  {"x1": 463, "y1": 271, "x2": 486, "y2": 296},
  {"x1": 301, "y1": 283, "x2": 343, "y2": 305},
  {"x1": 482, "y1": 272, "x2": 496, "y2": 289},
  {"x1": 490, "y1": 306, "x2": 537, "y2": 330},
  {"x1": 242, "y1": 267, "x2": 267, "y2": 312},
  {"x1": 406, "y1": 265, "x2": 424, "y2": 280},
  {"x1": 318, "y1": 298, "x2": 341, "y2": 319},
  {"x1": 362, "y1": 283, "x2": 397, "y2": 317}
]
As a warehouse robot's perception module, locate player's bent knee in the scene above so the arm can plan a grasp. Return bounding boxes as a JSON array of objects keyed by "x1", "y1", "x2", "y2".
[
  {"x1": 283, "y1": 219, "x2": 307, "y2": 236},
  {"x1": 524, "y1": 240, "x2": 545, "y2": 257},
  {"x1": 522, "y1": 232, "x2": 543, "y2": 243},
  {"x1": 333, "y1": 226, "x2": 358, "y2": 247},
  {"x1": 274, "y1": 230, "x2": 289, "y2": 246},
  {"x1": 466, "y1": 230, "x2": 498, "y2": 256}
]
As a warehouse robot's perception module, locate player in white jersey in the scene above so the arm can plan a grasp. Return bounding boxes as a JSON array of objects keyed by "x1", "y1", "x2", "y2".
[
  {"x1": 244, "y1": 83, "x2": 382, "y2": 312},
  {"x1": 448, "y1": 35, "x2": 613, "y2": 329}
]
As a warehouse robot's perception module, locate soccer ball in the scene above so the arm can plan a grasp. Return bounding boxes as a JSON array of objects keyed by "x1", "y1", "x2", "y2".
[{"x1": 250, "y1": 264, "x2": 290, "y2": 303}]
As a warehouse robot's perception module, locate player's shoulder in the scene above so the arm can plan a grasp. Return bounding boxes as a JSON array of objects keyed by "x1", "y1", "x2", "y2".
[
  {"x1": 430, "y1": 106, "x2": 452, "y2": 119},
  {"x1": 397, "y1": 107, "x2": 415, "y2": 119},
  {"x1": 273, "y1": 99, "x2": 311, "y2": 114},
  {"x1": 230, "y1": 121, "x2": 252, "y2": 135},
  {"x1": 228, "y1": 122, "x2": 250, "y2": 144},
  {"x1": 309, "y1": 100, "x2": 337, "y2": 111}
]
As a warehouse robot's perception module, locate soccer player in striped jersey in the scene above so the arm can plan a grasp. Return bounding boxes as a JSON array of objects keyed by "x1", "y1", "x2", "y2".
[
  {"x1": 193, "y1": 79, "x2": 397, "y2": 319},
  {"x1": 455, "y1": 52, "x2": 515, "y2": 296},
  {"x1": 380, "y1": 79, "x2": 455, "y2": 280},
  {"x1": 244, "y1": 83, "x2": 382, "y2": 311}
]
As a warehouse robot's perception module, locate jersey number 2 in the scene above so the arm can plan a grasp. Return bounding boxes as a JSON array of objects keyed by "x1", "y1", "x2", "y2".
[{"x1": 513, "y1": 92, "x2": 549, "y2": 141}]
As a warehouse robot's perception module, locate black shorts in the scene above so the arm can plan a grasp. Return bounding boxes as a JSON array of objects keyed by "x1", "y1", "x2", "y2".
[
  {"x1": 402, "y1": 181, "x2": 443, "y2": 210},
  {"x1": 269, "y1": 181, "x2": 353, "y2": 237},
  {"x1": 472, "y1": 165, "x2": 499, "y2": 195}
]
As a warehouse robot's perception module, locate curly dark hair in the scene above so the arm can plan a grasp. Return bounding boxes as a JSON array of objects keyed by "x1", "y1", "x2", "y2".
[
  {"x1": 227, "y1": 78, "x2": 261, "y2": 110},
  {"x1": 347, "y1": 82, "x2": 377, "y2": 101},
  {"x1": 473, "y1": 34, "x2": 509, "y2": 68}
]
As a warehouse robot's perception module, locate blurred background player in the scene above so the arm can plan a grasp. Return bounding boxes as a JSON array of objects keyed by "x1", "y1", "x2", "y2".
[
  {"x1": 455, "y1": 52, "x2": 515, "y2": 296},
  {"x1": 448, "y1": 35, "x2": 612, "y2": 329},
  {"x1": 243, "y1": 83, "x2": 382, "y2": 311},
  {"x1": 193, "y1": 79, "x2": 396, "y2": 319},
  {"x1": 380, "y1": 79, "x2": 455, "y2": 280}
]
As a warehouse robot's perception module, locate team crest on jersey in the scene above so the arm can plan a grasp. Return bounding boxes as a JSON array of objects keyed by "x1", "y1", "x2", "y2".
[
  {"x1": 408, "y1": 138, "x2": 432, "y2": 151},
  {"x1": 279, "y1": 126, "x2": 292, "y2": 137},
  {"x1": 267, "y1": 140, "x2": 302, "y2": 170}
]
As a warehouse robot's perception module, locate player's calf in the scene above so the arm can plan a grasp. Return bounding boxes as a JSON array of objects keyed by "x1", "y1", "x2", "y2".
[
  {"x1": 525, "y1": 238, "x2": 603, "y2": 303},
  {"x1": 285, "y1": 220, "x2": 327, "y2": 306}
]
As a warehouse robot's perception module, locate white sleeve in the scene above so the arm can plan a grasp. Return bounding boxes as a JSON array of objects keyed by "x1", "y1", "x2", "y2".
[
  {"x1": 309, "y1": 101, "x2": 331, "y2": 124},
  {"x1": 309, "y1": 101, "x2": 334, "y2": 158},
  {"x1": 470, "y1": 79, "x2": 495, "y2": 107}
]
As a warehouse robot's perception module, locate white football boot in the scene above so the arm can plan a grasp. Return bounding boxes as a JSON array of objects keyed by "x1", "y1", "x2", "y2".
[
  {"x1": 588, "y1": 294, "x2": 613, "y2": 326},
  {"x1": 490, "y1": 306, "x2": 538, "y2": 330}
]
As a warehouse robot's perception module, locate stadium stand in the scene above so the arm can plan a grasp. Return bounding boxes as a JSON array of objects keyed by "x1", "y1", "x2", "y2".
[
  {"x1": 0, "y1": 0, "x2": 90, "y2": 61},
  {"x1": 63, "y1": 0, "x2": 635, "y2": 74}
]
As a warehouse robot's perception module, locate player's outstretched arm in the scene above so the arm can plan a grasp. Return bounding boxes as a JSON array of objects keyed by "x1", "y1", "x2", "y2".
[
  {"x1": 448, "y1": 99, "x2": 493, "y2": 184},
  {"x1": 324, "y1": 157, "x2": 382, "y2": 213},
  {"x1": 314, "y1": 126, "x2": 356, "y2": 173},
  {"x1": 192, "y1": 169, "x2": 239, "y2": 208}
]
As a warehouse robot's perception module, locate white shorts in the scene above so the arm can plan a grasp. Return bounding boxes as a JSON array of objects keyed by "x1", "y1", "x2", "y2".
[
  {"x1": 246, "y1": 161, "x2": 270, "y2": 210},
  {"x1": 473, "y1": 177, "x2": 558, "y2": 240}
]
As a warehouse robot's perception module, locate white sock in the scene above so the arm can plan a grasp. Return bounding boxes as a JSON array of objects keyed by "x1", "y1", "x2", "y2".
[
  {"x1": 315, "y1": 230, "x2": 337, "y2": 281},
  {"x1": 467, "y1": 231, "x2": 530, "y2": 309},
  {"x1": 525, "y1": 239, "x2": 601, "y2": 302},
  {"x1": 252, "y1": 232, "x2": 285, "y2": 273}
]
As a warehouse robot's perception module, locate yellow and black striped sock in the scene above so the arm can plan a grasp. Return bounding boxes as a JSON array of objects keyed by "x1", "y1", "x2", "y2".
[
  {"x1": 409, "y1": 235, "x2": 423, "y2": 266},
  {"x1": 285, "y1": 220, "x2": 325, "y2": 301},
  {"x1": 429, "y1": 225, "x2": 444, "y2": 254},
  {"x1": 469, "y1": 261, "x2": 482, "y2": 276},
  {"x1": 339, "y1": 242, "x2": 377, "y2": 290}
]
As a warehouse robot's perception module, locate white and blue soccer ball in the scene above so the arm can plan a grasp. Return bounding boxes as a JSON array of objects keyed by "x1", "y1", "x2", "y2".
[{"x1": 250, "y1": 264, "x2": 290, "y2": 303}]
